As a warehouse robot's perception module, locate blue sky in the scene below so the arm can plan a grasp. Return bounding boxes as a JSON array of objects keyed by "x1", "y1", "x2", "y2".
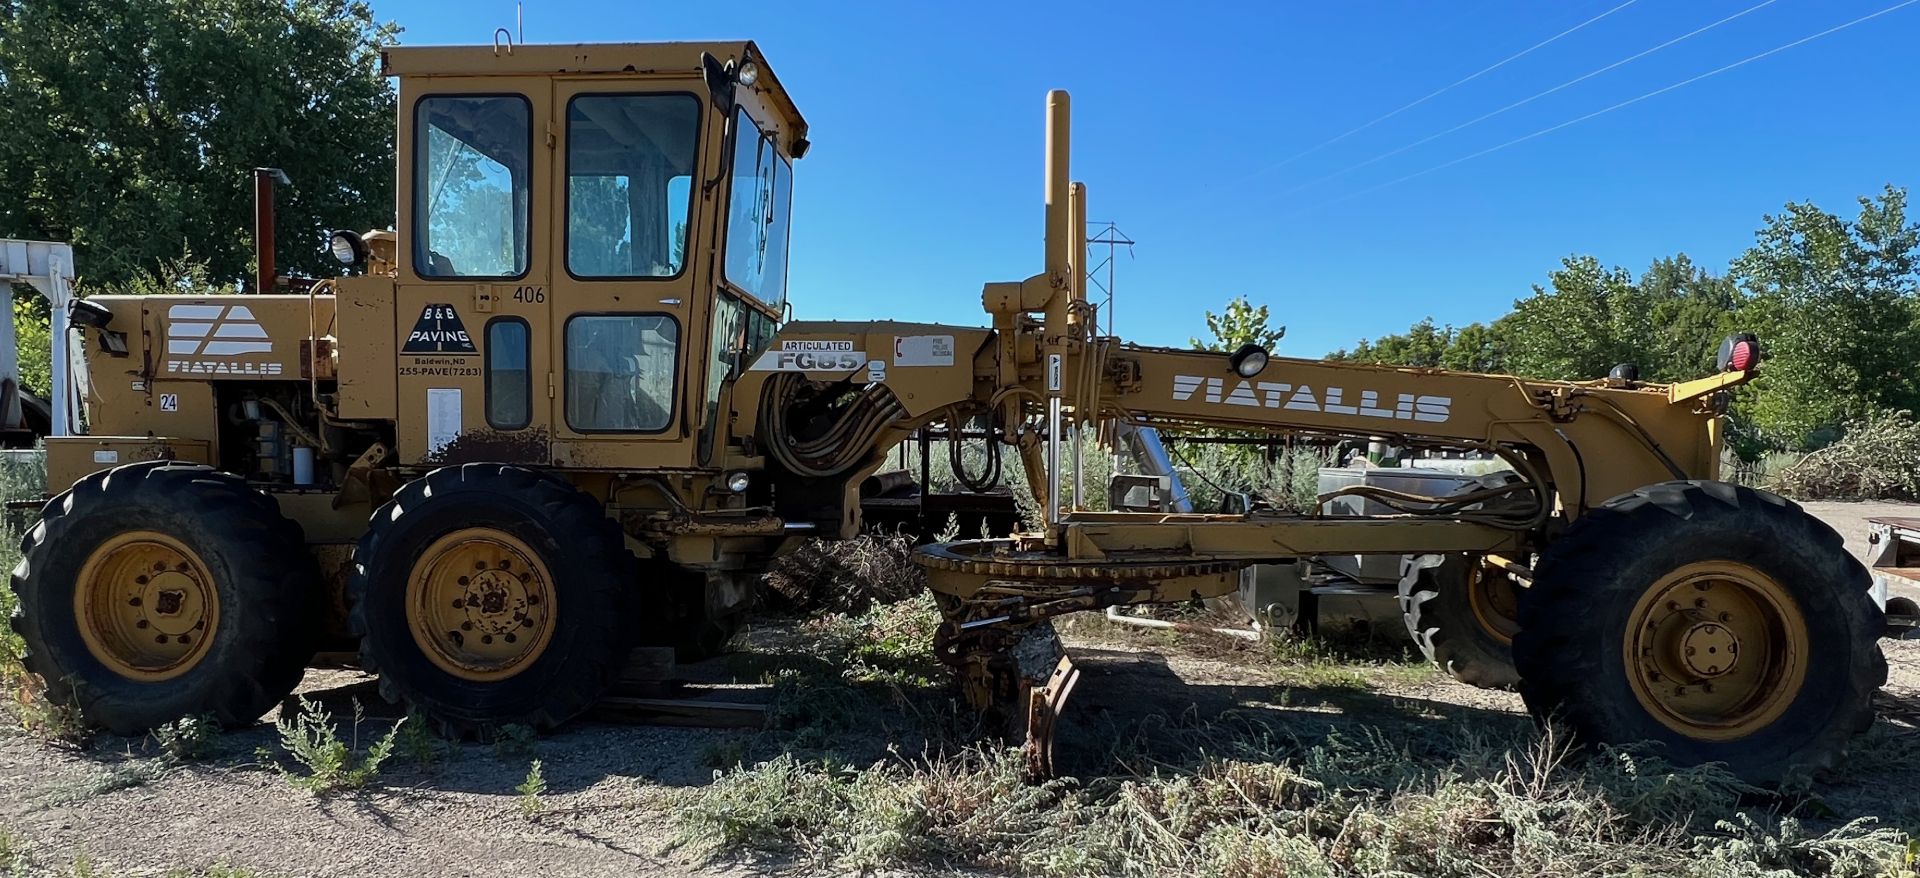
[{"x1": 380, "y1": 0, "x2": 1920, "y2": 356}]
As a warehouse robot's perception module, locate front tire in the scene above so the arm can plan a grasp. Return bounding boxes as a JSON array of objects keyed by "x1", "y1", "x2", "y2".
[
  {"x1": 8, "y1": 462, "x2": 319, "y2": 734},
  {"x1": 1513, "y1": 481, "x2": 1884, "y2": 784},
  {"x1": 349, "y1": 464, "x2": 637, "y2": 737}
]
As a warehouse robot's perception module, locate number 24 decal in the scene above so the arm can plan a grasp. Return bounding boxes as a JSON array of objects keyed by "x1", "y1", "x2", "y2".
[
  {"x1": 512, "y1": 286, "x2": 545, "y2": 303},
  {"x1": 158, "y1": 393, "x2": 179, "y2": 412}
]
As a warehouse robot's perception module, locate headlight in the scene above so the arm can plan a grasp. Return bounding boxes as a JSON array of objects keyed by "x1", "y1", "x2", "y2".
[
  {"x1": 329, "y1": 229, "x2": 368, "y2": 266},
  {"x1": 1228, "y1": 343, "x2": 1269, "y2": 378},
  {"x1": 727, "y1": 471, "x2": 751, "y2": 493},
  {"x1": 736, "y1": 60, "x2": 759, "y2": 87}
]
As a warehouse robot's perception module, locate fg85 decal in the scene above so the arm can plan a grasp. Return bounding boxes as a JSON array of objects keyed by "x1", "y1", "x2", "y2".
[{"x1": 749, "y1": 349, "x2": 868, "y2": 372}]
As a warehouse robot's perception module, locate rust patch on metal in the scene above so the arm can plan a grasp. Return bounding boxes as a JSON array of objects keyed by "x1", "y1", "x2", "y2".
[{"x1": 428, "y1": 427, "x2": 549, "y2": 465}]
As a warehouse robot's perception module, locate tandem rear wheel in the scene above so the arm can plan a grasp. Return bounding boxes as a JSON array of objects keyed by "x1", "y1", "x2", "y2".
[
  {"x1": 1514, "y1": 480, "x2": 1884, "y2": 784},
  {"x1": 349, "y1": 464, "x2": 639, "y2": 738}
]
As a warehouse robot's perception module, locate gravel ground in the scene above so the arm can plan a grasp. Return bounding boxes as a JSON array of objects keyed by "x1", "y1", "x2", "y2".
[{"x1": 3, "y1": 500, "x2": 1918, "y2": 877}]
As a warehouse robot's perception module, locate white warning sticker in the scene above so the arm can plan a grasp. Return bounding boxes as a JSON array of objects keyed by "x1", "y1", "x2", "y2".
[
  {"x1": 893, "y1": 335, "x2": 955, "y2": 367},
  {"x1": 426, "y1": 388, "x2": 462, "y2": 454}
]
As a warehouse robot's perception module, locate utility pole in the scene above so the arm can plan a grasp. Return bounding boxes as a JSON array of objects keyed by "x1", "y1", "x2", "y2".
[{"x1": 1084, "y1": 221, "x2": 1134, "y2": 338}]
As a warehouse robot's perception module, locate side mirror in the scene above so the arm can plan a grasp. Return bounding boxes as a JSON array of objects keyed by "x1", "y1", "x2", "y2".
[{"x1": 700, "y1": 52, "x2": 736, "y2": 112}]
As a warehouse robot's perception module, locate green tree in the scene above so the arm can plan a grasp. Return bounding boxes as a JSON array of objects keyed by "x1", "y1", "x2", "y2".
[
  {"x1": 1497, "y1": 256, "x2": 1653, "y2": 381},
  {"x1": 0, "y1": 0, "x2": 400, "y2": 288},
  {"x1": 1190, "y1": 296, "x2": 1285, "y2": 352},
  {"x1": 1731, "y1": 186, "x2": 1920, "y2": 447}
]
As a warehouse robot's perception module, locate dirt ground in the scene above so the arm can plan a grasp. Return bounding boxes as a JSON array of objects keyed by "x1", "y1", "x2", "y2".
[{"x1": 3, "y1": 500, "x2": 1918, "y2": 877}]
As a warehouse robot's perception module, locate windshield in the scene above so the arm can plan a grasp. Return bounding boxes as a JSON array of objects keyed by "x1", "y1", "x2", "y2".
[
  {"x1": 567, "y1": 94, "x2": 701, "y2": 278},
  {"x1": 414, "y1": 95, "x2": 532, "y2": 278},
  {"x1": 723, "y1": 108, "x2": 793, "y2": 308}
]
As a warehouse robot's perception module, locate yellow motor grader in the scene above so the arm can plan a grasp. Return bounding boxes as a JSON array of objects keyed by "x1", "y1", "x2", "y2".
[{"x1": 8, "y1": 40, "x2": 1884, "y2": 783}]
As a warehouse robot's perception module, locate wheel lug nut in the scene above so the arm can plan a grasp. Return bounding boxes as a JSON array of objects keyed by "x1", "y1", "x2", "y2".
[
  {"x1": 460, "y1": 621, "x2": 473, "y2": 631},
  {"x1": 474, "y1": 560, "x2": 488, "y2": 570},
  {"x1": 1674, "y1": 686, "x2": 1687, "y2": 696},
  {"x1": 154, "y1": 634, "x2": 167, "y2": 644},
  {"x1": 457, "y1": 576, "x2": 470, "y2": 586},
  {"x1": 1695, "y1": 598, "x2": 1708, "y2": 608},
  {"x1": 481, "y1": 634, "x2": 493, "y2": 645},
  {"x1": 134, "y1": 575, "x2": 148, "y2": 585},
  {"x1": 1686, "y1": 647, "x2": 1696, "y2": 656},
  {"x1": 177, "y1": 635, "x2": 190, "y2": 645},
  {"x1": 136, "y1": 620, "x2": 149, "y2": 629},
  {"x1": 1718, "y1": 612, "x2": 1732, "y2": 622},
  {"x1": 451, "y1": 599, "x2": 464, "y2": 609},
  {"x1": 128, "y1": 596, "x2": 141, "y2": 607},
  {"x1": 504, "y1": 633, "x2": 516, "y2": 644},
  {"x1": 521, "y1": 618, "x2": 534, "y2": 628},
  {"x1": 1666, "y1": 601, "x2": 1680, "y2": 611}
]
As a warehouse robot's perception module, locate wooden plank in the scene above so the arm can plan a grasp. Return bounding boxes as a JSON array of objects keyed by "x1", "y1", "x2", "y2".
[
  {"x1": 280, "y1": 680, "x2": 403, "y2": 721},
  {"x1": 589, "y1": 696, "x2": 767, "y2": 728}
]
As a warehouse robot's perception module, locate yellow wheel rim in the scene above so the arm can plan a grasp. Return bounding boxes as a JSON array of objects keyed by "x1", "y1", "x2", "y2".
[
  {"x1": 406, "y1": 528, "x2": 555, "y2": 682},
  {"x1": 74, "y1": 531, "x2": 220, "y2": 681},
  {"x1": 1624, "y1": 561, "x2": 1809, "y2": 741},
  {"x1": 1466, "y1": 561, "x2": 1522, "y2": 646}
]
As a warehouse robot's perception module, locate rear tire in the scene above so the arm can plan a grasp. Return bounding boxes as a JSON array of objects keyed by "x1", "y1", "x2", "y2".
[
  {"x1": 1399, "y1": 555, "x2": 1520, "y2": 689},
  {"x1": 1513, "y1": 481, "x2": 1884, "y2": 784},
  {"x1": 349, "y1": 464, "x2": 637, "y2": 737},
  {"x1": 8, "y1": 462, "x2": 319, "y2": 734}
]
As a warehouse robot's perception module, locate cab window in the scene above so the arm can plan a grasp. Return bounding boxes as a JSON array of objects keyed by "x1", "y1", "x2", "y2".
[
  {"x1": 413, "y1": 95, "x2": 531, "y2": 278},
  {"x1": 565, "y1": 314, "x2": 678, "y2": 432},
  {"x1": 485, "y1": 318, "x2": 531, "y2": 429},
  {"x1": 566, "y1": 94, "x2": 701, "y2": 278},
  {"x1": 723, "y1": 109, "x2": 793, "y2": 308}
]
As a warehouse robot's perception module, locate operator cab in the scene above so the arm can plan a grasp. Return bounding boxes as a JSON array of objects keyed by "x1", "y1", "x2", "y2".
[{"x1": 373, "y1": 42, "x2": 803, "y2": 472}]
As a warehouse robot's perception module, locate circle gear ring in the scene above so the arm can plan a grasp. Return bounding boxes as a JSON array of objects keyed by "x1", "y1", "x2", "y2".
[{"x1": 914, "y1": 538, "x2": 1243, "y2": 583}]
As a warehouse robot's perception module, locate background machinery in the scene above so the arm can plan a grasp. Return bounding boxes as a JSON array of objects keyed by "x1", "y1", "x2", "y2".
[{"x1": 7, "y1": 41, "x2": 1884, "y2": 783}]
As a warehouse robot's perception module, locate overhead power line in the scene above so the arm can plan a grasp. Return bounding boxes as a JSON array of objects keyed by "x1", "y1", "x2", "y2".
[
  {"x1": 1276, "y1": 0, "x2": 1781, "y2": 199},
  {"x1": 1253, "y1": 0, "x2": 1642, "y2": 179},
  {"x1": 1284, "y1": 0, "x2": 1920, "y2": 220}
]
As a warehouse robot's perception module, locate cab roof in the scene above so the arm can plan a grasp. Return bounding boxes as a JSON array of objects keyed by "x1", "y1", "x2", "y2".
[{"x1": 380, "y1": 41, "x2": 806, "y2": 141}]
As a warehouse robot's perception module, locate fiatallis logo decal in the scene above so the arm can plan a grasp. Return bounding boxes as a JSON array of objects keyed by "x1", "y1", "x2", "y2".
[
  {"x1": 1172, "y1": 376, "x2": 1451, "y2": 423},
  {"x1": 164, "y1": 303, "x2": 283, "y2": 375}
]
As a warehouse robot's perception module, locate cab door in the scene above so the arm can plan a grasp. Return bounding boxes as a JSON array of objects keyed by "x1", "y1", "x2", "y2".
[
  {"x1": 547, "y1": 82, "x2": 711, "y2": 469},
  {"x1": 393, "y1": 77, "x2": 554, "y2": 467}
]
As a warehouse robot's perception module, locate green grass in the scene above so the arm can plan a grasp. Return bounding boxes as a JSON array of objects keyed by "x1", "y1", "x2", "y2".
[
  {"x1": 266, "y1": 696, "x2": 404, "y2": 795},
  {"x1": 674, "y1": 725, "x2": 1909, "y2": 877},
  {"x1": 0, "y1": 828, "x2": 260, "y2": 877}
]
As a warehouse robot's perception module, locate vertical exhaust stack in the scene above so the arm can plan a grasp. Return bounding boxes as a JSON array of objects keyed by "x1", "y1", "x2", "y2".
[
  {"x1": 252, "y1": 168, "x2": 291, "y2": 294},
  {"x1": 1042, "y1": 91, "x2": 1071, "y2": 529}
]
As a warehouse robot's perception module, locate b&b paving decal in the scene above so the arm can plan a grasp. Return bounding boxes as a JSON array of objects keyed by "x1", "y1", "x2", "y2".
[
  {"x1": 400, "y1": 303, "x2": 480, "y2": 377},
  {"x1": 404, "y1": 304, "x2": 477, "y2": 353}
]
